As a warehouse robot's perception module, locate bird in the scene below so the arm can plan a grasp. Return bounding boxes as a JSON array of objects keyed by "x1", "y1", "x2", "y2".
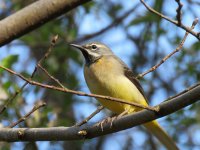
[{"x1": 70, "y1": 42, "x2": 179, "y2": 150}]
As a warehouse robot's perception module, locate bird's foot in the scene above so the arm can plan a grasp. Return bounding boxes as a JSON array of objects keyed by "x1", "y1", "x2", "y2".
[
  {"x1": 96, "y1": 117, "x2": 112, "y2": 131},
  {"x1": 109, "y1": 110, "x2": 129, "y2": 128},
  {"x1": 96, "y1": 110, "x2": 129, "y2": 131},
  {"x1": 75, "y1": 106, "x2": 104, "y2": 127}
]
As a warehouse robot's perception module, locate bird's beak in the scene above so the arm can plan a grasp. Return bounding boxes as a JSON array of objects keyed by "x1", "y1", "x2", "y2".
[
  {"x1": 70, "y1": 43, "x2": 90, "y2": 63},
  {"x1": 70, "y1": 44, "x2": 85, "y2": 52}
]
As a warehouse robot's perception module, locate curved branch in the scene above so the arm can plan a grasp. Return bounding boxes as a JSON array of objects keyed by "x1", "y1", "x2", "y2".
[
  {"x1": 0, "y1": 83, "x2": 200, "y2": 141},
  {"x1": 71, "y1": 3, "x2": 140, "y2": 43},
  {"x1": 0, "y1": 65, "x2": 158, "y2": 112},
  {"x1": 137, "y1": 18, "x2": 198, "y2": 78},
  {"x1": 140, "y1": 0, "x2": 200, "y2": 41},
  {"x1": 0, "y1": 0, "x2": 91, "y2": 47}
]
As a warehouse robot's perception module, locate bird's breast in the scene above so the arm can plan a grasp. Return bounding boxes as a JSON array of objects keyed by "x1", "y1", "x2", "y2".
[
  {"x1": 84, "y1": 57, "x2": 121, "y2": 96},
  {"x1": 83, "y1": 57, "x2": 146, "y2": 114}
]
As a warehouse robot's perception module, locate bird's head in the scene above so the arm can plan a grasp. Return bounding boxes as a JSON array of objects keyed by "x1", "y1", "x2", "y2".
[{"x1": 70, "y1": 42, "x2": 113, "y2": 65}]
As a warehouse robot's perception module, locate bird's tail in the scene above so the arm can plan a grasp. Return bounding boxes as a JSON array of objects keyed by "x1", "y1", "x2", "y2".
[{"x1": 143, "y1": 121, "x2": 179, "y2": 150}]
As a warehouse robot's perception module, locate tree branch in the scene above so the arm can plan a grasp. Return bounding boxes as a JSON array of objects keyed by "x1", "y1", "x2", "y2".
[
  {"x1": 0, "y1": 35, "x2": 58, "y2": 114},
  {"x1": 175, "y1": 0, "x2": 183, "y2": 25},
  {"x1": 75, "y1": 105, "x2": 104, "y2": 126},
  {"x1": 137, "y1": 18, "x2": 198, "y2": 78},
  {"x1": 8, "y1": 102, "x2": 46, "y2": 128},
  {"x1": 0, "y1": 83, "x2": 199, "y2": 141},
  {"x1": 0, "y1": 0, "x2": 91, "y2": 47},
  {"x1": 0, "y1": 65, "x2": 158, "y2": 112},
  {"x1": 140, "y1": 0, "x2": 200, "y2": 41},
  {"x1": 71, "y1": 3, "x2": 140, "y2": 43}
]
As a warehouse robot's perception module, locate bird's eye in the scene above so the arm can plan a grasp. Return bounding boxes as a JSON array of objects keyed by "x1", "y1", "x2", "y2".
[{"x1": 91, "y1": 44, "x2": 97, "y2": 50}]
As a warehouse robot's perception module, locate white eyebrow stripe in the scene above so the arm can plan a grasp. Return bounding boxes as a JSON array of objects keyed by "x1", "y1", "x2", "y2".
[{"x1": 87, "y1": 50, "x2": 99, "y2": 56}]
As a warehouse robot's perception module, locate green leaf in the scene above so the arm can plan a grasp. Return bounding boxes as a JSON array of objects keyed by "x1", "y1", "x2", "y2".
[
  {"x1": 2, "y1": 81, "x2": 12, "y2": 91},
  {"x1": 154, "y1": 0, "x2": 163, "y2": 12},
  {"x1": 0, "y1": 55, "x2": 19, "y2": 73},
  {"x1": 192, "y1": 41, "x2": 200, "y2": 52},
  {"x1": 129, "y1": 13, "x2": 159, "y2": 26},
  {"x1": 1, "y1": 55, "x2": 18, "y2": 67}
]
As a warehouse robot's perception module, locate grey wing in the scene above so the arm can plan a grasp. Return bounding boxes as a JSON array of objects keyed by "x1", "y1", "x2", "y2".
[
  {"x1": 114, "y1": 56, "x2": 148, "y2": 101},
  {"x1": 123, "y1": 67, "x2": 148, "y2": 101}
]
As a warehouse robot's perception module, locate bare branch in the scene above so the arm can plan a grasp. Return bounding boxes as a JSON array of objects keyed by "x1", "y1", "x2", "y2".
[
  {"x1": 0, "y1": 0, "x2": 91, "y2": 47},
  {"x1": 140, "y1": 0, "x2": 200, "y2": 40},
  {"x1": 137, "y1": 18, "x2": 198, "y2": 78},
  {"x1": 38, "y1": 64, "x2": 65, "y2": 89},
  {"x1": 175, "y1": 0, "x2": 183, "y2": 25},
  {"x1": 75, "y1": 106, "x2": 104, "y2": 126},
  {"x1": 0, "y1": 35, "x2": 58, "y2": 114},
  {"x1": 8, "y1": 102, "x2": 46, "y2": 128},
  {"x1": 166, "y1": 82, "x2": 200, "y2": 101},
  {"x1": 0, "y1": 65, "x2": 158, "y2": 112},
  {"x1": 37, "y1": 35, "x2": 59, "y2": 65},
  {"x1": 71, "y1": 3, "x2": 140, "y2": 43},
  {"x1": 0, "y1": 83, "x2": 199, "y2": 142},
  {"x1": 0, "y1": 83, "x2": 26, "y2": 114}
]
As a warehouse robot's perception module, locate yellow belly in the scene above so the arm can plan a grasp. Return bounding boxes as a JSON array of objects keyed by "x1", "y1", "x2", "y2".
[{"x1": 84, "y1": 57, "x2": 148, "y2": 114}]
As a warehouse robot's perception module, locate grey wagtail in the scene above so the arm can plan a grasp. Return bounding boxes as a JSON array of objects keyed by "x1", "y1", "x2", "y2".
[{"x1": 70, "y1": 42, "x2": 178, "y2": 150}]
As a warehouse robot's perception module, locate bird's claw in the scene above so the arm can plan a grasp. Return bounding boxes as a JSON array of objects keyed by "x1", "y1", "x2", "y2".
[
  {"x1": 96, "y1": 117, "x2": 112, "y2": 131},
  {"x1": 96, "y1": 110, "x2": 129, "y2": 131}
]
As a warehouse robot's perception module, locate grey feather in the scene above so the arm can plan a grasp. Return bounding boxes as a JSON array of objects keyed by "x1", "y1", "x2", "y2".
[{"x1": 113, "y1": 55, "x2": 148, "y2": 101}]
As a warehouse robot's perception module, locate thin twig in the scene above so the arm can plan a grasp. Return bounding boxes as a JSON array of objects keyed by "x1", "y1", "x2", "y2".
[
  {"x1": 140, "y1": 0, "x2": 178, "y2": 24},
  {"x1": 137, "y1": 18, "x2": 199, "y2": 78},
  {"x1": 38, "y1": 63, "x2": 105, "y2": 125},
  {"x1": 38, "y1": 35, "x2": 58, "y2": 65},
  {"x1": 71, "y1": 3, "x2": 140, "y2": 44},
  {"x1": 166, "y1": 82, "x2": 200, "y2": 101},
  {"x1": 0, "y1": 83, "x2": 26, "y2": 114},
  {"x1": 38, "y1": 64, "x2": 65, "y2": 89},
  {"x1": 0, "y1": 65, "x2": 159, "y2": 112},
  {"x1": 38, "y1": 61, "x2": 102, "y2": 125},
  {"x1": 140, "y1": 0, "x2": 200, "y2": 40},
  {"x1": 8, "y1": 102, "x2": 46, "y2": 128},
  {"x1": 39, "y1": 62, "x2": 103, "y2": 125},
  {"x1": 175, "y1": 0, "x2": 183, "y2": 25},
  {"x1": 75, "y1": 106, "x2": 105, "y2": 126},
  {"x1": 0, "y1": 35, "x2": 58, "y2": 114}
]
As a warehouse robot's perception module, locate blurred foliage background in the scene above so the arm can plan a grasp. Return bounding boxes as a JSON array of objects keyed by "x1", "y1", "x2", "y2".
[{"x1": 0, "y1": 0, "x2": 200, "y2": 149}]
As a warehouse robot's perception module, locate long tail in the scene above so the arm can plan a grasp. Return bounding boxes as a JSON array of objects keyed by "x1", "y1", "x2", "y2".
[{"x1": 143, "y1": 121, "x2": 179, "y2": 150}]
